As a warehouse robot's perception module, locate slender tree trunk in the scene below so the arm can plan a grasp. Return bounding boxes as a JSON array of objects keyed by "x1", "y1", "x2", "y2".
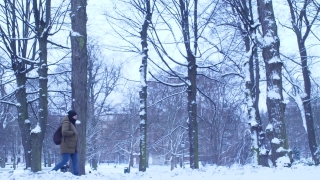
[
  {"x1": 71, "y1": 0, "x2": 88, "y2": 175},
  {"x1": 87, "y1": 56, "x2": 98, "y2": 170},
  {"x1": 48, "y1": 153, "x2": 52, "y2": 167},
  {"x1": 16, "y1": 75, "x2": 31, "y2": 169},
  {"x1": 179, "y1": 0, "x2": 199, "y2": 169},
  {"x1": 170, "y1": 154, "x2": 175, "y2": 171},
  {"x1": 257, "y1": 0, "x2": 291, "y2": 166},
  {"x1": 286, "y1": 0, "x2": 320, "y2": 165},
  {"x1": 254, "y1": 48, "x2": 269, "y2": 167},
  {"x1": 30, "y1": 0, "x2": 51, "y2": 172},
  {"x1": 139, "y1": 0, "x2": 151, "y2": 172},
  {"x1": 244, "y1": 41, "x2": 260, "y2": 165},
  {"x1": 298, "y1": 42, "x2": 319, "y2": 165}
]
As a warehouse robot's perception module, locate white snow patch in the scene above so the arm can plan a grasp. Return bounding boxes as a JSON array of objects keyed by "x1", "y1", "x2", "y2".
[
  {"x1": 249, "y1": 119, "x2": 258, "y2": 127},
  {"x1": 266, "y1": 124, "x2": 273, "y2": 131},
  {"x1": 276, "y1": 147, "x2": 286, "y2": 153},
  {"x1": 139, "y1": 110, "x2": 146, "y2": 116},
  {"x1": 71, "y1": 31, "x2": 82, "y2": 37},
  {"x1": 276, "y1": 156, "x2": 291, "y2": 167},
  {"x1": 271, "y1": 138, "x2": 281, "y2": 144},
  {"x1": 1, "y1": 163, "x2": 319, "y2": 180},
  {"x1": 140, "y1": 119, "x2": 146, "y2": 124},
  {"x1": 271, "y1": 71, "x2": 280, "y2": 80},
  {"x1": 267, "y1": 89, "x2": 281, "y2": 99},
  {"x1": 30, "y1": 123, "x2": 41, "y2": 134},
  {"x1": 268, "y1": 57, "x2": 281, "y2": 64},
  {"x1": 292, "y1": 94, "x2": 307, "y2": 131}
]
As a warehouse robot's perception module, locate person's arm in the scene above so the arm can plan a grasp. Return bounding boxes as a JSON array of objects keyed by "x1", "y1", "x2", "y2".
[{"x1": 61, "y1": 120, "x2": 74, "y2": 137}]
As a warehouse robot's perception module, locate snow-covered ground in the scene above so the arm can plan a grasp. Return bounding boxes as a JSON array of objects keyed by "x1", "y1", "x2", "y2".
[{"x1": 1, "y1": 163, "x2": 319, "y2": 180}]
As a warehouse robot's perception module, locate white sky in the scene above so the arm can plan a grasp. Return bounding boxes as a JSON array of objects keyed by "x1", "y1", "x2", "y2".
[{"x1": 50, "y1": 0, "x2": 320, "y2": 107}]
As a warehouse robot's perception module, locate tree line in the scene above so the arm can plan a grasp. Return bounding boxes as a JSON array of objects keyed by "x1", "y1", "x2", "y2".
[{"x1": 0, "y1": 0, "x2": 319, "y2": 176}]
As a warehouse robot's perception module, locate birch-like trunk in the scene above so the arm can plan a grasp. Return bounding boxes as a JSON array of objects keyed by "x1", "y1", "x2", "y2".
[
  {"x1": 71, "y1": 0, "x2": 88, "y2": 175},
  {"x1": 139, "y1": 0, "x2": 151, "y2": 172},
  {"x1": 257, "y1": 0, "x2": 291, "y2": 167}
]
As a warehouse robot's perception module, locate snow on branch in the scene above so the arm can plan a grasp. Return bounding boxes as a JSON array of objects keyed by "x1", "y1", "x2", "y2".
[
  {"x1": 0, "y1": 100, "x2": 19, "y2": 106},
  {"x1": 149, "y1": 72, "x2": 186, "y2": 87},
  {"x1": 148, "y1": 90, "x2": 187, "y2": 107}
]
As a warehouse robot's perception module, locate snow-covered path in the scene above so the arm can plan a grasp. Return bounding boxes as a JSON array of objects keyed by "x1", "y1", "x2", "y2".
[{"x1": 1, "y1": 163, "x2": 319, "y2": 180}]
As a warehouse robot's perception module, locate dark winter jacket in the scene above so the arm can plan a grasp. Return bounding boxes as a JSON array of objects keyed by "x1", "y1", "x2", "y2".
[{"x1": 60, "y1": 116, "x2": 78, "y2": 154}]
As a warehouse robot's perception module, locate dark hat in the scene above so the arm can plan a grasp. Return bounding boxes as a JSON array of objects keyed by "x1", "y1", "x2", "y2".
[{"x1": 68, "y1": 110, "x2": 77, "y2": 117}]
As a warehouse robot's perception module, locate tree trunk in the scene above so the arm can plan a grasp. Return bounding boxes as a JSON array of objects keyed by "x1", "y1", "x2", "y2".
[
  {"x1": 4, "y1": 0, "x2": 32, "y2": 169},
  {"x1": 170, "y1": 154, "x2": 175, "y2": 171},
  {"x1": 48, "y1": 153, "x2": 52, "y2": 167},
  {"x1": 91, "y1": 159, "x2": 98, "y2": 170},
  {"x1": 138, "y1": 0, "x2": 151, "y2": 172},
  {"x1": 16, "y1": 74, "x2": 31, "y2": 169},
  {"x1": 179, "y1": 0, "x2": 199, "y2": 169},
  {"x1": 257, "y1": 0, "x2": 290, "y2": 167},
  {"x1": 30, "y1": 0, "x2": 51, "y2": 172},
  {"x1": 87, "y1": 49, "x2": 97, "y2": 171},
  {"x1": 286, "y1": 0, "x2": 320, "y2": 165},
  {"x1": 254, "y1": 48, "x2": 269, "y2": 167},
  {"x1": 299, "y1": 41, "x2": 319, "y2": 165},
  {"x1": 71, "y1": 0, "x2": 88, "y2": 175}
]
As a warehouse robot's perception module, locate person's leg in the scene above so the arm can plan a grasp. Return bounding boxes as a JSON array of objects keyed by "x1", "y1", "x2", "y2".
[
  {"x1": 52, "y1": 154, "x2": 70, "y2": 171},
  {"x1": 70, "y1": 152, "x2": 79, "y2": 175}
]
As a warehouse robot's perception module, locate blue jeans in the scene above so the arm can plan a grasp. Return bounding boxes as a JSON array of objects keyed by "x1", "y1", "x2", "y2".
[{"x1": 52, "y1": 153, "x2": 79, "y2": 175}]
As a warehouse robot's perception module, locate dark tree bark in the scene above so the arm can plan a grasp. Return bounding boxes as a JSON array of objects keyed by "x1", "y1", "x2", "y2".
[
  {"x1": 178, "y1": 0, "x2": 199, "y2": 169},
  {"x1": 139, "y1": 0, "x2": 152, "y2": 172},
  {"x1": 257, "y1": 0, "x2": 291, "y2": 166},
  {"x1": 70, "y1": 0, "x2": 88, "y2": 175},
  {"x1": 287, "y1": 0, "x2": 320, "y2": 165},
  {"x1": 30, "y1": 0, "x2": 51, "y2": 172},
  {"x1": 0, "y1": 0, "x2": 34, "y2": 169}
]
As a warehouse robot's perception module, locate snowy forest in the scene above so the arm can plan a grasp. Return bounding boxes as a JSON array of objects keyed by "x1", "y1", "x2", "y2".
[{"x1": 0, "y1": 0, "x2": 319, "y2": 176}]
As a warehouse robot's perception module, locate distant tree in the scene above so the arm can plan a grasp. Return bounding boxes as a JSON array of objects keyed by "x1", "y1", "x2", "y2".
[
  {"x1": 148, "y1": 0, "x2": 216, "y2": 169},
  {"x1": 147, "y1": 81, "x2": 187, "y2": 170},
  {"x1": 86, "y1": 40, "x2": 121, "y2": 170}
]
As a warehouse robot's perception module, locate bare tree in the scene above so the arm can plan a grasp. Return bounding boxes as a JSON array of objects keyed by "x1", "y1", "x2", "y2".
[
  {"x1": 0, "y1": 0, "x2": 37, "y2": 169},
  {"x1": 257, "y1": 0, "x2": 291, "y2": 167},
  {"x1": 138, "y1": 0, "x2": 152, "y2": 172},
  {"x1": 70, "y1": 0, "x2": 88, "y2": 175},
  {"x1": 285, "y1": 0, "x2": 320, "y2": 165},
  {"x1": 86, "y1": 40, "x2": 121, "y2": 170},
  {"x1": 147, "y1": 81, "x2": 187, "y2": 170},
  {"x1": 223, "y1": 0, "x2": 269, "y2": 166},
  {"x1": 29, "y1": 0, "x2": 52, "y2": 172},
  {"x1": 148, "y1": 0, "x2": 205, "y2": 169}
]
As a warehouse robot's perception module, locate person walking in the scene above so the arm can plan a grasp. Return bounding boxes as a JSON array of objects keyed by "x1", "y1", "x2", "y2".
[{"x1": 52, "y1": 110, "x2": 79, "y2": 175}]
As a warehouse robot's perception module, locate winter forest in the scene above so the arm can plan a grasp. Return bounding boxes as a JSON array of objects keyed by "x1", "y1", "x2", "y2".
[{"x1": 0, "y1": 0, "x2": 320, "y2": 177}]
